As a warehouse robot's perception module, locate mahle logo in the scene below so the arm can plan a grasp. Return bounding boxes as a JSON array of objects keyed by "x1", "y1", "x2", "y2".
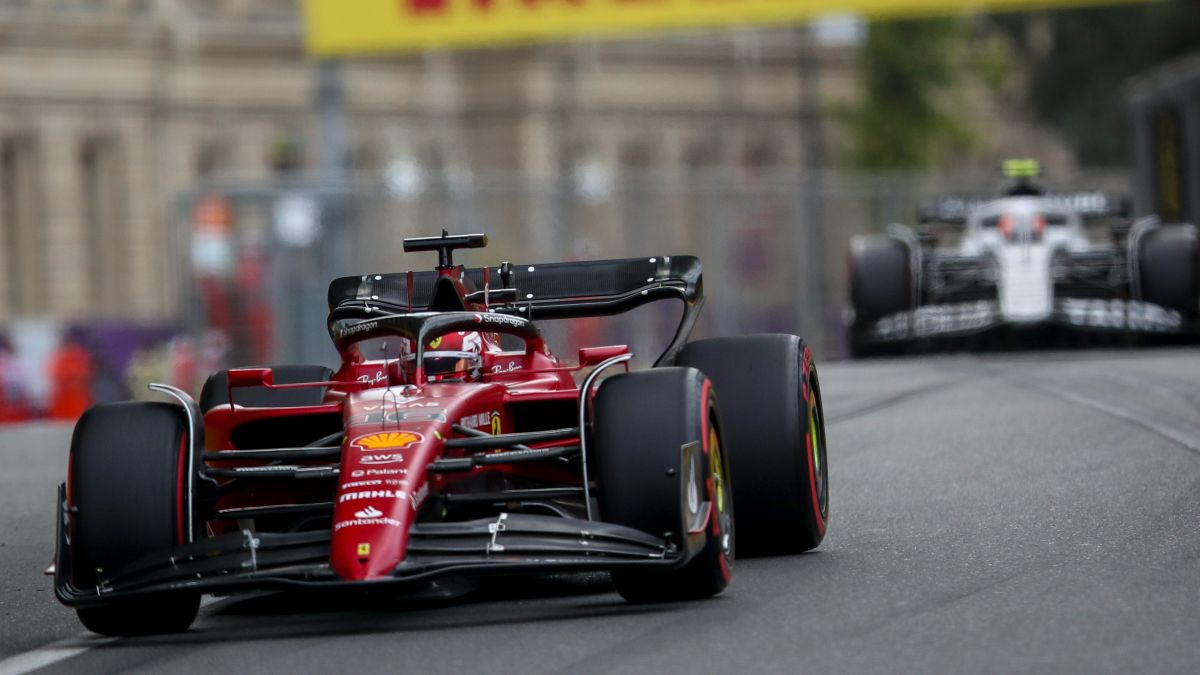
[{"x1": 351, "y1": 431, "x2": 423, "y2": 451}]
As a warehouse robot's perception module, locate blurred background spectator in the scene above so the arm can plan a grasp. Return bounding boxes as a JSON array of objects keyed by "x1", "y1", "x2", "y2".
[
  {"x1": 45, "y1": 329, "x2": 92, "y2": 421},
  {"x1": 0, "y1": 330, "x2": 31, "y2": 422}
]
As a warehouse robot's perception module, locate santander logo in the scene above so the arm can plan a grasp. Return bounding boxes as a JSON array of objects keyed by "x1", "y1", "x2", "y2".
[{"x1": 355, "y1": 505, "x2": 383, "y2": 519}]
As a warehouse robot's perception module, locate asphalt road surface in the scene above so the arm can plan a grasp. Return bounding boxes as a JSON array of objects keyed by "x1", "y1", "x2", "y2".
[{"x1": 3, "y1": 348, "x2": 1199, "y2": 674}]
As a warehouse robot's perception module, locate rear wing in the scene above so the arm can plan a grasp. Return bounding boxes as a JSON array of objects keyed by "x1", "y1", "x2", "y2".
[{"x1": 327, "y1": 255, "x2": 704, "y2": 365}]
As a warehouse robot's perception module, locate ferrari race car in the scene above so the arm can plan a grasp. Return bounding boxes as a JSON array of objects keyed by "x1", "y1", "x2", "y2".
[
  {"x1": 847, "y1": 161, "x2": 1199, "y2": 355},
  {"x1": 54, "y1": 233, "x2": 830, "y2": 636}
]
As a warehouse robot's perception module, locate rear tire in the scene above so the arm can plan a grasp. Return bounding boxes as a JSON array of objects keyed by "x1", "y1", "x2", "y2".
[
  {"x1": 1138, "y1": 224, "x2": 1199, "y2": 317},
  {"x1": 594, "y1": 367, "x2": 734, "y2": 602},
  {"x1": 676, "y1": 335, "x2": 828, "y2": 556},
  {"x1": 68, "y1": 402, "x2": 200, "y2": 636},
  {"x1": 199, "y1": 364, "x2": 334, "y2": 412}
]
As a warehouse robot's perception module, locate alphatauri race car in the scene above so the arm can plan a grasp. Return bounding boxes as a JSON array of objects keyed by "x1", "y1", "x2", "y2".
[
  {"x1": 848, "y1": 161, "x2": 1199, "y2": 354},
  {"x1": 54, "y1": 233, "x2": 829, "y2": 636}
]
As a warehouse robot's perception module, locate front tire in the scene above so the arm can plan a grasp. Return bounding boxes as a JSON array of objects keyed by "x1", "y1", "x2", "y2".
[
  {"x1": 1138, "y1": 224, "x2": 1199, "y2": 318},
  {"x1": 68, "y1": 402, "x2": 200, "y2": 636},
  {"x1": 677, "y1": 335, "x2": 828, "y2": 555},
  {"x1": 593, "y1": 367, "x2": 734, "y2": 602},
  {"x1": 76, "y1": 595, "x2": 201, "y2": 637},
  {"x1": 849, "y1": 235, "x2": 913, "y2": 357}
]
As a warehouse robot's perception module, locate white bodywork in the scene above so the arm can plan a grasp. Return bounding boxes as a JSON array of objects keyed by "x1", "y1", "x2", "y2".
[
  {"x1": 860, "y1": 196, "x2": 1186, "y2": 344},
  {"x1": 956, "y1": 197, "x2": 1102, "y2": 325}
]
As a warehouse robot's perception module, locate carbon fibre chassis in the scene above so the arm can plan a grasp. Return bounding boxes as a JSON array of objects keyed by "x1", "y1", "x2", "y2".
[{"x1": 53, "y1": 483, "x2": 690, "y2": 607}]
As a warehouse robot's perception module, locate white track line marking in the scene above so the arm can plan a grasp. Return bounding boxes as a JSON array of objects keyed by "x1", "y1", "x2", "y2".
[
  {"x1": 942, "y1": 360, "x2": 1200, "y2": 457},
  {"x1": 0, "y1": 637, "x2": 115, "y2": 675},
  {"x1": 1032, "y1": 382, "x2": 1200, "y2": 456}
]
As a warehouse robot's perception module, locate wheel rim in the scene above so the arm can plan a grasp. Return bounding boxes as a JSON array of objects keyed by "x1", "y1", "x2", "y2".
[
  {"x1": 808, "y1": 382, "x2": 829, "y2": 516},
  {"x1": 709, "y1": 426, "x2": 733, "y2": 559}
]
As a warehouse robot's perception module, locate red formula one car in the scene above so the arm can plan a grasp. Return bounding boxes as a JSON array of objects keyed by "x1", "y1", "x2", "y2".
[{"x1": 54, "y1": 233, "x2": 829, "y2": 636}]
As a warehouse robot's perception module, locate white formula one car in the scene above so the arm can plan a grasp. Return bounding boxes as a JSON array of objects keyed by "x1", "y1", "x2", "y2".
[{"x1": 847, "y1": 161, "x2": 1198, "y2": 355}]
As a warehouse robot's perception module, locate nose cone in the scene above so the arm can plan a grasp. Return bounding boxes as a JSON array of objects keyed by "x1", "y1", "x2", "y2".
[
  {"x1": 998, "y1": 245, "x2": 1053, "y2": 323},
  {"x1": 330, "y1": 430, "x2": 431, "y2": 581},
  {"x1": 331, "y1": 490, "x2": 413, "y2": 580}
]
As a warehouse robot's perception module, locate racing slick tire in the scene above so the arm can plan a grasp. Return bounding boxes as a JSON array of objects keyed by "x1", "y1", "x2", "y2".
[
  {"x1": 68, "y1": 402, "x2": 201, "y2": 636},
  {"x1": 593, "y1": 367, "x2": 734, "y2": 603},
  {"x1": 1137, "y1": 224, "x2": 1199, "y2": 317},
  {"x1": 849, "y1": 235, "x2": 913, "y2": 357},
  {"x1": 676, "y1": 335, "x2": 828, "y2": 556},
  {"x1": 199, "y1": 364, "x2": 335, "y2": 412}
]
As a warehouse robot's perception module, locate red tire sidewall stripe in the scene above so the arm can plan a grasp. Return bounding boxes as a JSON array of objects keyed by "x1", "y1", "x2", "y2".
[
  {"x1": 700, "y1": 376, "x2": 732, "y2": 581},
  {"x1": 176, "y1": 432, "x2": 187, "y2": 545},
  {"x1": 803, "y1": 346, "x2": 826, "y2": 536},
  {"x1": 66, "y1": 444, "x2": 75, "y2": 553}
]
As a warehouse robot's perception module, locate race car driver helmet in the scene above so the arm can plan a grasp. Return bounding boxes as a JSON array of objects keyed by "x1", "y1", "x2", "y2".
[
  {"x1": 424, "y1": 331, "x2": 484, "y2": 381},
  {"x1": 1000, "y1": 158, "x2": 1045, "y2": 197}
]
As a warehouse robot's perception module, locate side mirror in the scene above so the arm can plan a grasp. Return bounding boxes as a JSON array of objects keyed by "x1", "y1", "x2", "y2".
[
  {"x1": 578, "y1": 345, "x2": 629, "y2": 367},
  {"x1": 227, "y1": 367, "x2": 274, "y2": 388},
  {"x1": 225, "y1": 367, "x2": 274, "y2": 411}
]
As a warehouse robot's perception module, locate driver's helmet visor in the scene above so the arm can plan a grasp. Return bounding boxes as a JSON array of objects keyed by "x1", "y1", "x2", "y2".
[{"x1": 423, "y1": 350, "x2": 480, "y2": 377}]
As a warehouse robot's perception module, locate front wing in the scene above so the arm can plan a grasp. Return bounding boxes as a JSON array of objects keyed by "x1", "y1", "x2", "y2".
[
  {"x1": 856, "y1": 298, "x2": 1189, "y2": 344},
  {"x1": 53, "y1": 485, "x2": 687, "y2": 607}
]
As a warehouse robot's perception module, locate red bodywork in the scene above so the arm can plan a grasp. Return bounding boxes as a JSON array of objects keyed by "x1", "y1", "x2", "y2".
[
  {"x1": 202, "y1": 261, "x2": 618, "y2": 582},
  {"x1": 55, "y1": 239, "x2": 707, "y2": 604}
]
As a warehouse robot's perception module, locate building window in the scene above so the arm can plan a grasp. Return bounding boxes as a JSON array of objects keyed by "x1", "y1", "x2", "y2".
[
  {"x1": 0, "y1": 136, "x2": 45, "y2": 316},
  {"x1": 742, "y1": 139, "x2": 779, "y2": 173},
  {"x1": 196, "y1": 142, "x2": 230, "y2": 183},
  {"x1": 80, "y1": 136, "x2": 127, "y2": 316},
  {"x1": 269, "y1": 130, "x2": 305, "y2": 176}
]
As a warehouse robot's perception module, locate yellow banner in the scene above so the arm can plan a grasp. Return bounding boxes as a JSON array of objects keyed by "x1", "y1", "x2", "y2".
[{"x1": 304, "y1": 0, "x2": 1146, "y2": 56}]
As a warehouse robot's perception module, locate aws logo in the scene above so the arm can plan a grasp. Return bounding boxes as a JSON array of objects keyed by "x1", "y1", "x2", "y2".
[{"x1": 351, "y1": 431, "x2": 424, "y2": 451}]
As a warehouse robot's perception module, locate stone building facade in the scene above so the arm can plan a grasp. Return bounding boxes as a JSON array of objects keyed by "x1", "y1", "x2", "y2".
[{"x1": 0, "y1": 0, "x2": 865, "y2": 325}]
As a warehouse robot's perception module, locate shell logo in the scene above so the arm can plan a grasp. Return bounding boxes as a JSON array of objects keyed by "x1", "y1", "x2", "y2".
[{"x1": 351, "y1": 431, "x2": 423, "y2": 450}]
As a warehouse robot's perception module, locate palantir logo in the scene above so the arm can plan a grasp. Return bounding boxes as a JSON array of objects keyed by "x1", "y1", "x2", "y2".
[{"x1": 355, "y1": 505, "x2": 383, "y2": 519}]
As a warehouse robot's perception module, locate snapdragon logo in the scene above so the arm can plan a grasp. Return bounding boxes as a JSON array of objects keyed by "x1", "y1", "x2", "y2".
[
  {"x1": 474, "y1": 312, "x2": 525, "y2": 328},
  {"x1": 338, "y1": 320, "x2": 379, "y2": 339}
]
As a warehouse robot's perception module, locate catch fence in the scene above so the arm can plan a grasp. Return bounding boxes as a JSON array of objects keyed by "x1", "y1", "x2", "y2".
[{"x1": 178, "y1": 168, "x2": 1125, "y2": 367}]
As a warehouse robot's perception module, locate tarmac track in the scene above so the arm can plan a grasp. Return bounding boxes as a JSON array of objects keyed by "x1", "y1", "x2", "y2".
[{"x1": 2, "y1": 348, "x2": 1199, "y2": 674}]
